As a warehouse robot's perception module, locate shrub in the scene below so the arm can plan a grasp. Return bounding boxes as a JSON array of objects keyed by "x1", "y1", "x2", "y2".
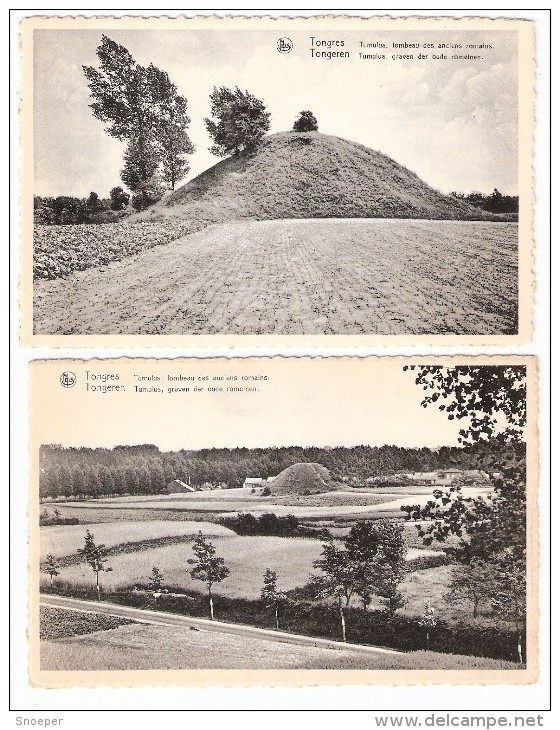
[
  {"x1": 219, "y1": 512, "x2": 303, "y2": 537},
  {"x1": 406, "y1": 553, "x2": 450, "y2": 572},
  {"x1": 33, "y1": 220, "x2": 206, "y2": 280},
  {"x1": 293, "y1": 110, "x2": 318, "y2": 133},
  {"x1": 39, "y1": 508, "x2": 79, "y2": 526}
]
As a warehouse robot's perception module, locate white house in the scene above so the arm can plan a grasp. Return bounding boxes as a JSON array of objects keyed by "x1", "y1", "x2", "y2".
[{"x1": 243, "y1": 477, "x2": 267, "y2": 489}]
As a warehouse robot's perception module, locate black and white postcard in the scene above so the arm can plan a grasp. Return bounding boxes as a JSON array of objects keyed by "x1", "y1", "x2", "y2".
[
  {"x1": 29, "y1": 356, "x2": 537, "y2": 686},
  {"x1": 20, "y1": 15, "x2": 534, "y2": 346}
]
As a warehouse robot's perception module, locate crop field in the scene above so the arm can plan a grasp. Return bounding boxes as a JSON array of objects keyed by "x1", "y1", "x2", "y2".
[
  {"x1": 33, "y1": 218, "x2": 517, "y2": 335},
  {"x1": 40, "y1": 520, "x2": 235, "y2": 560},
  {"x1": 40, "y1": 605, "x2": 136, "y2": 640},
  {"x1": 39, "y1": 612, "x2": 520, "y2": 671},
  {"x1": 33, "y1": 220, "x2": 205, "y2": 280}
]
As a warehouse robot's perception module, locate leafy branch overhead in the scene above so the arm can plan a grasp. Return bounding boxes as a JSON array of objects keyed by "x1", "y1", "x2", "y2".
[
  {"x1": 402, "y1": 364, "x2": 527, "y2": 661},
  {"x1": 402, "y1": 365, "x2": 526, "y2": 445}
]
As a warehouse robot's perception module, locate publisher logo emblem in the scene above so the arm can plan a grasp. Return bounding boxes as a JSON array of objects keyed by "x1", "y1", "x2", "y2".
[
  {"x1": 277, "y1": 37, "x2": 293, "y2": 54},
  {"x1": 60, "y1": 371, "x2": 76, "y2": 388}
]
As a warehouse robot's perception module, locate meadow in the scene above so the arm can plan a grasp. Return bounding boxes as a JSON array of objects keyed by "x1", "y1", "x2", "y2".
[
  {"x1": 43, "y1": 535, "x2": 324, "y2": 598},
  {"x1": 33, "y1": 218, "x2": 517, "y2": 335},
  {"x1": 40, "y1": 519, "x2": 235, "y2": 560},
  {"x1": 42, "y1": 528, "x2": 445, "y2": 608}
]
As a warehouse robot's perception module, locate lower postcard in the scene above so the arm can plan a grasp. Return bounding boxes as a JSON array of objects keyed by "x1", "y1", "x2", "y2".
[{"x1": 28, "y1": 355, "x2": 538, "y2": 687}]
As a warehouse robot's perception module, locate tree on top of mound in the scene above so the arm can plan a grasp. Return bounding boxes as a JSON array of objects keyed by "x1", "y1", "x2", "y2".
[
  {"x1": 205, "y1": 86, "x2": 271, "y2": 157},
  {"x1": 293, "y1": 110, "x2": 318, "y2": 133}
]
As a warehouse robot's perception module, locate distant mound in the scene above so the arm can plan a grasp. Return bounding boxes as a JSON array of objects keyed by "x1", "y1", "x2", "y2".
[
  {"x1": 271, "y1": 462, "x2": 341, "y2": 495},
  {"x1": 161, "y1": 132, "x2": 499, "y2": 222}
]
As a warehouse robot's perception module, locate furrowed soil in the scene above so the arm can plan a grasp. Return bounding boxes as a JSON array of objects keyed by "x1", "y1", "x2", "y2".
[{"x1": 33, "y1": 219, "x2": 517, "y2": 335}]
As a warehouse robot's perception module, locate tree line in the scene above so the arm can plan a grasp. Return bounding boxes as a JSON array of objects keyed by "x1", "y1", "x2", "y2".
[
  {"x1": 38, "y1": 440, "x2": 517, "y2": 500},
  {"x1": 34, "y1": 188, "x2": 131, "y2": 225},
  {"x1": 450, "y1": 188, "x2": 519, "y2": 215}
]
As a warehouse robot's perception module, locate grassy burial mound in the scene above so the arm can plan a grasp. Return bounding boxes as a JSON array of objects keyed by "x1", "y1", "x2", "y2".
[
  {"x1": 163, "y1": 131, "x2": 498, "y2": 223},
  {"x1": 270, "y1": 462, "x2": 342, "y2": 496}
]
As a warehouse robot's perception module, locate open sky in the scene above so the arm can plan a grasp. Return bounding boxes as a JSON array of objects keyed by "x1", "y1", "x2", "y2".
[
  {"x1": 33, "y1": 27, "x2": 519, "y2": 198},
  {"x1": 31, "y1": 358, "x2": 471, "y2": 452}
]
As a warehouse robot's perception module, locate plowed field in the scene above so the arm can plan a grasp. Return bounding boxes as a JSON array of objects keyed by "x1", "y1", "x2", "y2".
[{"x1": 33, "y1": 219, "x2": 517, "y2": 335}]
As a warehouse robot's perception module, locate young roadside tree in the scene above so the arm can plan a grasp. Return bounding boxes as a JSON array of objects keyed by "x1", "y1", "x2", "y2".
[
  {"x1": 41, "y1": 554, "x2": 61, "y2": 589},
  {"x1": 187, "y1": 532, "x2": 230, "y2": 620},
  {"x1": 313, "y1": 541, "x2": 357, "y2": 642},
  {"x1": 419, "y1": 600, "x2": 437, "y2": 650},
  {"x1": 376, "y1": 565, "x2": 408, "y2": 617},
  {"x1": 147, "y1": 566, "x2": 165, "y2": 595},
  {"x1": 344, "y1": 520, "x2": 407, "y2": 617},
  {"x1": 444, "y1": 560, "x2": 495, "y2": 619},
  {"x1": 77, "y1": 529, "x2": 112, "y2": 601},
  {"x1": 374, "y1": 531, "x2": 407, "y2": 618},
  {"x1": 489, "y1": 549, "x2": 527, "y2": 663},
  {"x1": 205, "y1": 86, "x2": 270, "y2": 157},
  {"x1": 293, "y1": 110, "x2": 318, "y2": 132},
  {"x1": 261, "y1": 568, "x2": 287, "y2": 630}
]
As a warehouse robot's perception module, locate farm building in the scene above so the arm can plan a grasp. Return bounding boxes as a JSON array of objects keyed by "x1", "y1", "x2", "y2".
[
  {"x1": 243, "y1": 477, "x2": 266, "y2": 489},
  {"x1": 165, "y1": 479, "x2": 196, "y2": 493},
  {"x1": 243, "y1": 476, "x2": 277, "y2": 489},
  {"x1": 370, "y1": 469, "x2": 490, "y2": 487},
  {"x1": 409, "y1": 469, "x2": 474, "y2": 485}
]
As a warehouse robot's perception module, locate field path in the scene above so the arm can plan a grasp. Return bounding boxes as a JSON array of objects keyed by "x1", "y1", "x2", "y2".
[
  {"x1": 34, "y1": 219, "x2": 518, "y2": 335},
  {"x1": 40, "y1": 594, "x2": 401, "y2": 655}
]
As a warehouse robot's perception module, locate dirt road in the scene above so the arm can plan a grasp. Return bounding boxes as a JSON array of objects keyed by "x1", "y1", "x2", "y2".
[{"x1": 40, "y1": 594, "x2": 400, "y2": 656}]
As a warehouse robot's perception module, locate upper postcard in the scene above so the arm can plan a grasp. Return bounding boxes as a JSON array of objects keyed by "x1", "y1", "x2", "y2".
[{"x1": 19, "y1": 15, "x2": 534, "y2": 347}]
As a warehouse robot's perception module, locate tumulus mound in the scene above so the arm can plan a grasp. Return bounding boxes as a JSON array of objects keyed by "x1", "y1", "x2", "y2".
[
  {"x1": 270, "y1": 462, "x2": 342, "y2": 495},
  {"x1": 154, "y1": 131, "x2": 502, "y2": 223}
]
